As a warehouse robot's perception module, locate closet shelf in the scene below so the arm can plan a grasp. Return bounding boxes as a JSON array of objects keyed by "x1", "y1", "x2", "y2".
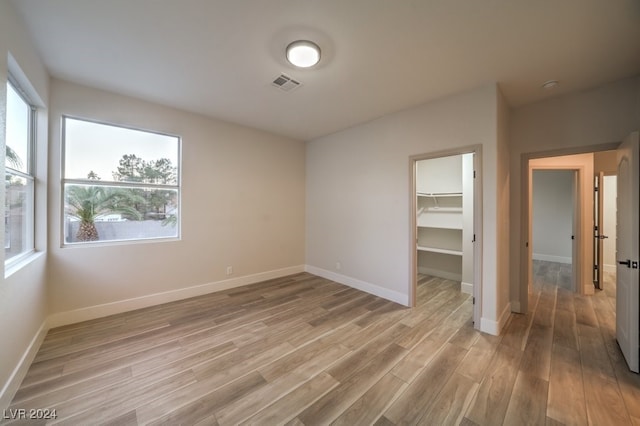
[
  {"x1": 418, "y1": 224, "x2": 463, "y2": 230},
  {"x1": 417, "y1": 246, "x2": 463, "y2": 256},
  {"x1": 424, "y1": 207, "x2": 463, "y2": 212},
  {"x1": 417, "y1": 192, "x2": 462, "y2": 198},
  {"x1": 417, "y1": 214, "x2": 463, "y2": 230},
  {"x1": 417, "y1": 206, "x2": 463, "y2": 213}
]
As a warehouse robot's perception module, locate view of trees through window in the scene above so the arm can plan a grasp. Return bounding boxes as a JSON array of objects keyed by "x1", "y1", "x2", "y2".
[
  {"x1": 5, "y1": 81, "x2": 35, "y2": 263},
  {"x1": 63, "y1": 117, "x2": 180, "y2": 244}
]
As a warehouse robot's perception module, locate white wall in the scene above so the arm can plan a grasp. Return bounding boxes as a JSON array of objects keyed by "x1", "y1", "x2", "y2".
[
  {"x1": 416, "y1": 155, "x2": 462, "y2": 194},
  {"x1": 510, "y1": 76, "x2": 640, "y2": 312},
  {"x1": 0, "y1": 0, "x2": 50, "y2": 409},
  {"x1": 306, "y1": 84, "x2": 509, "y2": 334},
  {"x1": 496, "y1": 88, "x2": 510, "y2": 325},
  {"x1": 532, "y1": 170, "x2": 574, "y2": 263},
  {"x1": 47, "y1": 79, "x2": 306, "y2": 323}
]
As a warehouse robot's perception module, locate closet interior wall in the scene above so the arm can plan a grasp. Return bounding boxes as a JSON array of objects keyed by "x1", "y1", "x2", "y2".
[{"x1": 416, "y1": 154, "x2": 474, "y2": 294}]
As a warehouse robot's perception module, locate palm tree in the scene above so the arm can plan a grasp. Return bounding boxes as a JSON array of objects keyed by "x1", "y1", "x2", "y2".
[
  {"x1": 65, "y1": 185, "x2": 144, "y2": 241},
  {"x1": 6, "y1": 146, "x2": 22, "y2": 169},
  {"x1": 161, "y1": 214, "x2": 177, "y2": 227}
]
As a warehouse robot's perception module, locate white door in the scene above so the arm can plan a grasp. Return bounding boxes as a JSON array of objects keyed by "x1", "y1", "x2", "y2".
[{"x1": 616, "y1": 131, "x2": 639, "y2": 373}]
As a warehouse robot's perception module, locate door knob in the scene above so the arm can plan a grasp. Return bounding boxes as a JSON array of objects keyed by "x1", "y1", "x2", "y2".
[{"x1": 618, "y1": 259, "x2": 631, "y2": 267}]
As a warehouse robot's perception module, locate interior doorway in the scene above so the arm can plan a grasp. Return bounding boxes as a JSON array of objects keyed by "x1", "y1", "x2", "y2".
[
  {"x1": 521, "y1": 143, "x2": 640, "y2": 373},
  {"x1": 531, "y1": 169, "x2": 577, "y2": 292},
  {"x1": 522, "y1": 149, "x2": 619, "y2": 305},
  {"x1": 526, "y1": 154, "x2": 593, "y2": 297},
  {"x1": 410, "y1": 146, "x2": 482, "y2": 329}
]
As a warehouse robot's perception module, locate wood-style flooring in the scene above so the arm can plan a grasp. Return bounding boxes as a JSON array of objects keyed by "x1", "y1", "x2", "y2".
[
  {"x1": 4, "y1": 269, "x2": 640, "y2": 425},
  {"x1": 533, "y1": 260, "x2": 573, "y2": 291}
]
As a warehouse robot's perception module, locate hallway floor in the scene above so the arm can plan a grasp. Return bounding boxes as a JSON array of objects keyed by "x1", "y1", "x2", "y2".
[
  {"x1": 532, "y1": 259, "x2": 573, "y2": 291},
  {"x1": 504, "y1": 262, "x2": 640, "y2": 424}
]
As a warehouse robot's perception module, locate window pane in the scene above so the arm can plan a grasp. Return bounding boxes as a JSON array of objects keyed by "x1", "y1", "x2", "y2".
[
  {"x1": 5, "y1": 174, "x2": 34, "y2": 260},
  {"x1": 6, "y1": 83, "x2": 30, "y2": 173},
  {"x1": 63, "y1": 184, "x2": 178, "y2": 244},
  {"x1": 64, "y1": 118, "x2": 179, "y2": 184}
]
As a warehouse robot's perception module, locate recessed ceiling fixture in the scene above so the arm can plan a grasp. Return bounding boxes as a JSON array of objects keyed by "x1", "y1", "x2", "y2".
[
  {"x1": 286, "y1": 40, "x2": 321, "y2": 68},
  {"x1": 542, "y1": 80, "x2": 559, "y2": 90}
]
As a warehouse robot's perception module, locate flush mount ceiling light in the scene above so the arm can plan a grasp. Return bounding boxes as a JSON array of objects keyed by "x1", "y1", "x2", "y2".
[
  {"x1": 286, "y1": 40, "x2": 321, "y2": 68},
  {"x1": 542, "y1": 80, "x2": 559, "y2": 90}
]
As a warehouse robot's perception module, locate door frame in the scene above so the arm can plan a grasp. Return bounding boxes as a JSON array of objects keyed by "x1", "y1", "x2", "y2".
[
  {"x1": 528, "y1": 165, "x2": 581, "y2": 293},
  {"x1": 594, "y1": 171, "x2": 604, "y2": 289},
  {"x1": 594, "y1": 172, "x2": 618, "y2": 289},
  {"x1": 409, "y1": 144, "x2": 482, "y2": 329},
  {"x1": 518, "y1": 143, "x2": 619, "y2": 313}
]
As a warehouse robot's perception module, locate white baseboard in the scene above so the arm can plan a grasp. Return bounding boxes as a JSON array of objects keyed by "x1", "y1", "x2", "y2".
[
  {"x1": 532, "y1": 253, "x2": 571, "y2": 264},
  {"x1": 461, "y1": 282, "x2": 473, "y2": 295},
  {"x1": 48, "y1": 265, "x2": 306, "y2": 328},
  {"x1": 480, "y1": 302, "x2": 512, "y2": 336},
  {"x1": 417, "y1": 267, "x2": 462, "y2": 282},
  {"x1": 0, "y1": 320, "x2": 48, "y2": 411},
  {"x1": 305, "y1": 265, "x2": 409, "y2": 306},
  {"x1": 604, "y1": 264, "x2": 616, "y2": 274}
]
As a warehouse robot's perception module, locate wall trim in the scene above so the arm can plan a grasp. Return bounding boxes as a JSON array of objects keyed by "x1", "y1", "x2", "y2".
[
  {"x1": 480, "y1": 302, "x2": 512, "y2": 336},
  {"x1": 461, "y1": 281, "x2": 473, "y2": 295},
  {"x1": 604, "y1": 264, "x2": 616, "y2": 274},
  {"x1": 305, "y1": 265, "x2": 409, "y2": 306},
  {"x1": 48, "y1": 265, "x2": 306, "y2": 328},
  {"x1": 0, "y1": 320, "x2": 48, "y2": 411},
  {"x1": 532, "y1": 253, "x2": 572, "y2": 264}
]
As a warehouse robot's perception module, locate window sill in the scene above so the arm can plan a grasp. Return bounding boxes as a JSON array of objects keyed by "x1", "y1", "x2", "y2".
[
  {"x1": 5, "y1": 251, "x2": 45, "y2": 278},
  {"x1": 62, "y1": 235, "x2": 180, "y2": 249}
]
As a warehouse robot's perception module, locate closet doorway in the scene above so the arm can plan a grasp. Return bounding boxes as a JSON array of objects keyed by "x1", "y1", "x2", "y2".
[{"x1": 410, "y1": 147, "x2": 481, "y2": 329}]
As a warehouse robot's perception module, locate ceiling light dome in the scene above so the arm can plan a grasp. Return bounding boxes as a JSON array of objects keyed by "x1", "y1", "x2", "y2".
[{"x1": 286, "y1": 40, "x2": 321, "y2": 68}]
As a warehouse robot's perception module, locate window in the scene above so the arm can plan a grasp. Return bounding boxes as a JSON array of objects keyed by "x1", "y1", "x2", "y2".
[
  {"x1": 62, "y1": 117, "x2": 180, "y2": 245},
  {"x1": 5, "y1": 81, "x2": 35, "y2": 263}
]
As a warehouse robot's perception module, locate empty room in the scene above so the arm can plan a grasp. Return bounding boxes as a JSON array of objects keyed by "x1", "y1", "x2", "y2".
[{"x1": 1, "y1": 1, "x2": 640, "y2": 424}]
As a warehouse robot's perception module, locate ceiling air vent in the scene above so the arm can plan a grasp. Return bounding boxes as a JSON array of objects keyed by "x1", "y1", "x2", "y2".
[{"x1": 271, "y1": 74, "x2": 301, "y2": 92}]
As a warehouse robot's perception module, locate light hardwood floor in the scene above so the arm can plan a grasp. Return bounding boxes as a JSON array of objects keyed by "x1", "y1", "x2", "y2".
[
  {"x1": 4, "y1": 270, "x2": 640, "y2": 425},
  {"x1": 532, "y1": 260, "x2": 573, "y2": 291}
]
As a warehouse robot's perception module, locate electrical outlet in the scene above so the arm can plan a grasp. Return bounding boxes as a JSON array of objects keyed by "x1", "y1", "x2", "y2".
[
  {"x1": 336, "y1": 262, "x2": 341, "y2": 270},
  {"x1": 226, "y1": 266, "x2": 233, "y2": 275}
]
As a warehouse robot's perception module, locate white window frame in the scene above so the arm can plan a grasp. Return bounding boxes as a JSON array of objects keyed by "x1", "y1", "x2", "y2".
[
  {"x1": 61, "y1": 116, "x2": 181, "y2": 247},
  {"x1": 5, "y1": 77, "x2": 36, "y2": 268}
]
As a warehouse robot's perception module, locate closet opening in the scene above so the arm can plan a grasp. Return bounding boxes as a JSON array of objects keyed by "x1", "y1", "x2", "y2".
[{"x1": 410, "y1": 147, "x2": 481, "y2": 330}]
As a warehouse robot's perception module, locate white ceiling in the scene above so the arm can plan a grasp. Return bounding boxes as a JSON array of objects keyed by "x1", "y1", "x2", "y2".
[{"x1": 11, "y1": 0, "x2": 640, "y2": 141}]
